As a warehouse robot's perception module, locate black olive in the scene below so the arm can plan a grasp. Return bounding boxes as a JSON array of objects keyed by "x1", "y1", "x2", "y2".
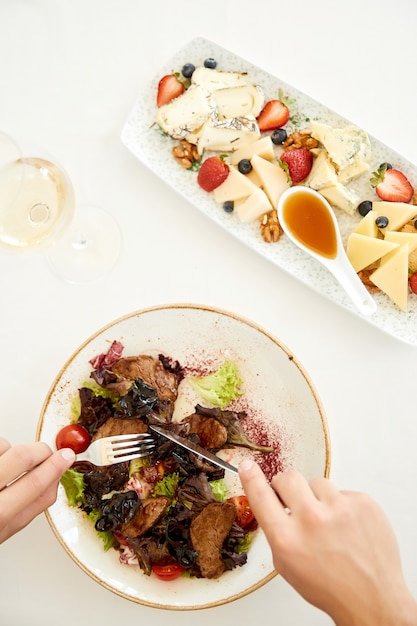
[
  {"x1": 357, "y1": 200, "x2": 373, "y2": 217},
  {"x1": 376, "y1": 215, "x2": 389, "y2": 228}
]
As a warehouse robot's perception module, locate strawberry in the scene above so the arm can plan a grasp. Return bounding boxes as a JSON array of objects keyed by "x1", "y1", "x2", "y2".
[
  {"x1": 280, "y1": 148, "x2": 313, "y2": 183},
  {"x1": 370, "y1": 163, "x2": 414, "y2": 203},
  {"x1": 156, "y1": 74, "x2": 185, "y2": 107},
  {"x1": 257, "y1": 99, "x2": 289, "y2": 131},
  {"x1": 197, "y1": 156, "x2": 229, "y2": 192}
]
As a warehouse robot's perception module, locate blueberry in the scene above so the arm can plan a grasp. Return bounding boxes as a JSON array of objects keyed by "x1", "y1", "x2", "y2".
[
  {"x1": 376, "y1": 215, "x2": 389, "y2": 228},
  {"x1": 237, "y1": 159, "x2": 252, "y2": 174},
  {"x1": 271, "y1": 128, "x2": 288, "y2": 145},
  {"x1": 181, "y1": 63, "x2": 195, "y2": 79},
  {"x1": 357, "y1": 200, "x2": 373, "y2": 217},
  {"x1": 379, "y1": 162, "x2": 392, "y2": 170},
  {"x1": 204, "y1": 57, "x2": 217, "y2": 69},
  {"x1": 223, "y1": 201, "x2": 234, "y2": 213}
]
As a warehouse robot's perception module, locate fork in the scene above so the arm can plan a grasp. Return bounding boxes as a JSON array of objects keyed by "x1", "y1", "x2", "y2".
[{"x1": 75, "y1": 433, "x2": 155, "y2": 466}]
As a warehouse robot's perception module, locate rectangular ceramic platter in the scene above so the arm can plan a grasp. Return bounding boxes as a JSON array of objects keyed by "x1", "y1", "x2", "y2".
[{"x1": 121, "y1": 37, "x2": 417, "y2": 346}]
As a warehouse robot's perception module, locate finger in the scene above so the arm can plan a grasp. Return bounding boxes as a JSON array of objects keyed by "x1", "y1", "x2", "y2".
[
  {"x1": 270, "y1": 470, "x2": 318, "y2": 513},
  {"x1": 0, "y1": 448, "x2": 75, "y2": 519},
  {"x1": 0, "y1": 442, "x2": 53, "y2": 489},
  {"x1": 239, "y1": 459, "x2": 291, "y2": 542},
  {"x1": 0, "y1": 481, "x2": 60, "y2": 545},
  {"x1": 309, "y1": 476, "x2": 340, "y2": 502},
  {"x1": 0, "y1": 437, "x2": 11, "y2": 456}
]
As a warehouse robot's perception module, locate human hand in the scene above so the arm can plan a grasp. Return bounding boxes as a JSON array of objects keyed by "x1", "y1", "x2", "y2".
[
  {"x1": 0, "y1": 436, "x2": 75, "y2": 544},
  {"x1": 239, "y1": 460, "x2": 417, "y2": 626}
]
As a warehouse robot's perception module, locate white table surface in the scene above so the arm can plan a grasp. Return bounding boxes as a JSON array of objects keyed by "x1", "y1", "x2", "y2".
[{"x1": 1, "y1": 1, "x2": 417, "y2": 624}]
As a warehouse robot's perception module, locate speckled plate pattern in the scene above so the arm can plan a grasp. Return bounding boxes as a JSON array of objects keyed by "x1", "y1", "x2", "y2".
[
  {"x1": 37, "y1": 304, "x2": 330, "y2": 609},
  {"x1": 121, "y1": 37, "x2": 417, "y2": 346}
]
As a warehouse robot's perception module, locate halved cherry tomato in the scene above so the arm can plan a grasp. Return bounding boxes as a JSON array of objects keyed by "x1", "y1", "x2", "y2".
[
  {"x1": 227, "y1": 495, "x2": 255, "y2": 528},
  {"x1": 152, "y1": 562, "x2": 184, "y2": 581},
  {"x1": 113, "y1": 531, "x2": 129, "y2": 547},
  {"x1": 56, "y1": 424, "x2": 91, "y2": 454}
]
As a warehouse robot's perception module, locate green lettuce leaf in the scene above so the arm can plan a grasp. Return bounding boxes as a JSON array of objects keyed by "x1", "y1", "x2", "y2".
[
  {"x1": 60, "y1": 469, "x2": 86, "y2": 507},
  {"x1": 188, "y1": 360, "x2": 244, "y2": 409}
]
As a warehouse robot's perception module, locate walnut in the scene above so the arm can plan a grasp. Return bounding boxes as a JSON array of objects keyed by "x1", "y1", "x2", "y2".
[
  {"x1": 282, "y1": 128, "x2": 319, "y2": 151},
  {"x1": 172, "y1": 140, "x2": 201, "y2": 169},
  {"x1": 357, "y1": 269, "x2": 381, "y2": 294},
  {"x1": 260, "y1": 209, "x2": 282, "y2": 243}
]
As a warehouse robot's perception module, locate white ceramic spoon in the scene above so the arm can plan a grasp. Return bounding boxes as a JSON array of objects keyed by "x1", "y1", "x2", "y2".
[{"x1": 277, "y1": 186, "x2": 377, "y2": 316}]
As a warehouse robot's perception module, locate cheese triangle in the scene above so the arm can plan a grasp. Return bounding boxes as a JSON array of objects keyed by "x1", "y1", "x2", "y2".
[
  {"x1": 372, "y1": 201, "x2": 417, "y2": 232},
  {"x1": 236, "y1": 188, "x2": 272, "y2": 223},
  {"x1": 213, "y1": 166, "x2": 259, "y2": 202},
  {"x1": 384, "y1": 230, "x2": 417, "y2": 254},
  {"x1": 250, "y1": 154, "x2": 290, "y2": 208},
  {"x1": 346, "y1": 233, "x2": 399, "y2": 272},
  {"x1": 353, "y1": 210, "x2": 379, "y2": 237},
  {"x1": 369, "y1": 244, "x2": 409, "y2": 311}
]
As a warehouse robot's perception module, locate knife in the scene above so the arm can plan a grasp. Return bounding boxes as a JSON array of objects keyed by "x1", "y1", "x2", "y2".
[{"x1": 149, "y1": 424, "x2": 239, "y2": 474}]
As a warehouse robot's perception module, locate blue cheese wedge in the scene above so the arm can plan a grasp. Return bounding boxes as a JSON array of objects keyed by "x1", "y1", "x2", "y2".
[
  {"x1": 304, "y1": 149, "x2": 338, "y2": 190},
  {"x1": 311, "y1": 122, "x2": 371, "y2": 171},
  {"x1": 155, "y1": 85, "x2": 214, "y2": 139},
  {"x1": 337, "y1": 160, "x2": 370, "y2": 185},
  {"x1": 320, "y1": 183, "x2": 360, "y2": 215}
]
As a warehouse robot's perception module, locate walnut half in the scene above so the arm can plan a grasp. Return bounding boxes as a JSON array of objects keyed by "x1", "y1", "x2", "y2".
[
  {"x1": 260, "y1": 209, "x2": 282, "y2": 243},
  {"x1": 172, "y1": 140, "x2": 201, "y2": 169}
]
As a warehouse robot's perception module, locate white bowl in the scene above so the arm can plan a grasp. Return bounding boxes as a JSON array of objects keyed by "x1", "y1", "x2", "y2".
[{"x1": 37, "y1": 303, "x2": 330, "y2": 610}]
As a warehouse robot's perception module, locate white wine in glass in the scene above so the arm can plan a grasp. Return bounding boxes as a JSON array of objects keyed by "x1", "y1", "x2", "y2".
[{"x1": 0, "y1": 132, "x2": 121, "y2": 283}]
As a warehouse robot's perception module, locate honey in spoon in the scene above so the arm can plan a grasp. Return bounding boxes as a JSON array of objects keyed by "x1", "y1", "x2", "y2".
[
  {"x1": 277, "y1": 186, "x2": 377, "y2": 316},
  {"x1": 280, "y1": 188, "x2": 337, "y2": 259}
]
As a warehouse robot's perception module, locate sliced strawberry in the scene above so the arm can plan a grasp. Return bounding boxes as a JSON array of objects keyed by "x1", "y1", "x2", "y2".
[
  {"x1": 257, "y1": 99, "x2": 290, "y2": 131},
  {"x1": 280, "y1": 148, "x2": 313, "y2": 183},
  {"x1": 370, "y1": 164, "x2": 414, "y2": 203},
  {"x1": 197, "y1": 156, "x2": 229, "y2": 192},
  {"x1": 156, "y1": 74, "x2": 185, "y2": 107}
]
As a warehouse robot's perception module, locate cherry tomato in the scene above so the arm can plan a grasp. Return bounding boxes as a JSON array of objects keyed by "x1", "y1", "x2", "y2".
[
  {"x1": 113, "y1": 531, "x2": 129, "y2": 547},
  {"x1": 56, "y1": 424, "x2": 91, "y2": 454},
  {"x1": 152, "y1": 563, "x2": 184, "y2": 581},
  {"x1": 227, "y1": 495, "x2": 255, "y2": 528},
  {"x1": 409, "y1": 272, "x2": 417, "y2": 295}
]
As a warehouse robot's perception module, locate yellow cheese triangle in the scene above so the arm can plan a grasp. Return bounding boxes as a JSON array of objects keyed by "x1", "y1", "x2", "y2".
[
  {"x1": 372, "y1": 201, "x2": 417, "y2": 232},
  {"x1": 236, "y1": 188, "x2": 272, "y2": 223},
  {"x1": 231, "y1": 136, "x2": 275, "y2": 164},
  {"x1": 346, "y1": 233, "x2": 399, "y2": 272},
  {"x1": 384, "y1": 230, "x2": 417, "y2": 254},
  {"x1": 369, "y1": 244, "x2": 409, "y2": 311},
  {"x1": 213, "y1": 166, "x2": 259, "y2": 202},
  {"x1": 353, "y1": 210, "x2": 379, "y2": 237},
  {"x1": 250, "y1": 154, "x2": 290, "y2": 208}
]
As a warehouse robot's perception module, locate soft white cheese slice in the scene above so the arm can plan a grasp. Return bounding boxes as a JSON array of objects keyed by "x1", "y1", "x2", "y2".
[
  {"x1": 320, "y1": 183, "x2": 360, "y2": 215},
  {"x1": 236, "y1": 188, "x2": 273, "y2": 223},
  {"x1": 155, "y1": 85, "x2": 214, "y2": 139},
  {"x1": 311, "y1": 122, "x2": 372, "y2": 170},
  {"x1": 191, "y1": 67, "x2": 251, "y2": 92},
  {"x1": 194, "y1": 116, "x2": 260, "y2": 154},
  {"x1": 346, "y1": 233, "x2": 399, "y2": 272},
  {"x1": 213, "y1": 84, "x2": 264, "y2": 120},
  {"x1": 250, "y1": 154, "x2": 290, "y2": 208},
  {"x1": 370, "y1": 244, "x2": 409, "y2": 311}
]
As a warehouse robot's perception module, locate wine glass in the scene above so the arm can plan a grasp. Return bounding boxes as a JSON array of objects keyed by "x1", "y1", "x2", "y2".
[{"x1": 0, "y1": 131, "x2": 121, "y2": 283}]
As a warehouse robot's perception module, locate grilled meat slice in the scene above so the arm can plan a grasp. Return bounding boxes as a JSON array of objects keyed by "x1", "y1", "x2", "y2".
[
  {"x1": 111, "y1": 355, "x2": 179, "y2": 405},
  {"x1": 120, "y1": 496, "x2": 170, "y2": 538},
  {"x1": 91, "y1": 417, "x2": 147, "y2": 442},
  {"x1": 180, "y1": 414, "x2": 228, "y2": 449},
  {"x1": 190, "y1": 501, "x2": 236, "y2": 578}
]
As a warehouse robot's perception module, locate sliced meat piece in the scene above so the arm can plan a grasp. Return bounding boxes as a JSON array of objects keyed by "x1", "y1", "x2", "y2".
[
  {"x1": 111, "y1": 355, "x2": 179, "y2": 404},
  {"x1": 91, "y1": 417, "x2": 147, "y2": 442},
  {"x1": 120, "y1": 496, "x2": 170, "y2": 538},
  {"x1": 180, "y1": 414, "x2": 228, "y2": 449},
  {"x1": 190, "y1": 501, "x2": 236, "y2": 579}
]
